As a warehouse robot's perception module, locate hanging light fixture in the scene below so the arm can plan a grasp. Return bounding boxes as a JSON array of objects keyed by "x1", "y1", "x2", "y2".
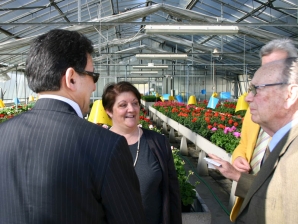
[
  {"x1": 212, "y1": 48, "x2": 220, "y2": 58},
  {"x1": 135, "y1": 54, "x2": 188, "y2": 59},
  {"x1": 132, "y1": 63, "x2": 169, "y2": 69},
  {"x1": 129, "y1": 74, "x2": 164, "y2": 78},
  {"x1": 0, "y1": 73, "x2": 11, "y2": 82},
  {"x1": 145, "y1": 25, "x2": 239, "y2": 35},
  {"x1": 130, "y1": 71, "x2": 159, "y2": 74}
]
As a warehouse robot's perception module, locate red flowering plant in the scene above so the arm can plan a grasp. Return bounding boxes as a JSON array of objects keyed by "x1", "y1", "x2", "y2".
[
  {"x1": 139, "y1": 108, "x2": 150, "y2": 129},
  {"x1": 139, "y1": 108, "x2": 162, "y2": 133},
  {"x1": 153, "y1": 101, "x2": 245, "y2": 153},
  {"x1": 214, "y1": 101, "x2": 246, "y2": 117},
  {"x1": 0, "y1": 103, "x2": 34, "y2": 124},
  {"x1": 196, "y1": 100, "x2": 209, "y2": 109},
  {"x1": 153, "y1": 101, "x2": 185, "y2": 119}
]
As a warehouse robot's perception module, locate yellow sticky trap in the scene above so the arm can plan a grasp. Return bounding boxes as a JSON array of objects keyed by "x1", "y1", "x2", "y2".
[
  {"x1": 88, "y1": 100, "x2": 112, "y2": 126},
  {"x1": 187, "y1": 95, "x2": 197, "y2": 105},
  {"x1": 0, "y1": 99, "x2": 5, "y2": 108},
  {"x1": 212, "y1": 92, "x2": 218, "y2": 98},
  {"x1": 235, "y1": 93, "x2": 249, "y2": 112}
]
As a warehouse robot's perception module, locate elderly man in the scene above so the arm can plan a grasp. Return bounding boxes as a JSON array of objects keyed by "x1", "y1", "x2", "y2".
[
  {"x1": 232, "y1": 38, "x2": 297, "y2": 174},
  {"x1": 210, "y1": 57, "x2": 298, "y2": 223},
  {"x1": 230, "y1": 38, "x2": 297, "y2": 221}
]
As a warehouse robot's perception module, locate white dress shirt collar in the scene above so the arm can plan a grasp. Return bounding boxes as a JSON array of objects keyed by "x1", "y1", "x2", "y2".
[{"x1": 38, "y1": 94, "x2": 83, "y2": 118}]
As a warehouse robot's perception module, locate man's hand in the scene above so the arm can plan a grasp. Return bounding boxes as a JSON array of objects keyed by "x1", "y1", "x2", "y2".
[
  {"x1": 232, "y1": 156, "x2": 251, "y2": 173},
  {"x1": 208, "y1": 154, "x2": 241, "y2": 182}
]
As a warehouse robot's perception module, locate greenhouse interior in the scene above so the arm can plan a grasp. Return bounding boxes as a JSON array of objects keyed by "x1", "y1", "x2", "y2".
[
  {"x1": 0, "y1": 1, "x2": 298, "y2": 224},
  {"x1": 0, "y1": 0, "x2": 297, "y2": 105}
]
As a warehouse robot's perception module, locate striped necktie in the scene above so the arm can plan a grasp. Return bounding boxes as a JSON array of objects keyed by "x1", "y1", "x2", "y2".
[
  {"x1": 262, "y1": 146, "x2": 271, "y2": 165},
  {"x1": 250, "y1": 129, "x2": 270, "y2": 174}
]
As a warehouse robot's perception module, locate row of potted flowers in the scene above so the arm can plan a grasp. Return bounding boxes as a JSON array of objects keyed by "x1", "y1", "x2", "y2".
[
  {"x1": 151, "y1": 100, "x2": 246, "y2": 154},
  {"x1": 0, "y1": 103, "x2": 35, "y2": 123}
]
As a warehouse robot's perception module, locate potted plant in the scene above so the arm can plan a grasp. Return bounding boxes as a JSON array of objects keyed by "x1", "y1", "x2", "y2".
[
  {"x1": 0, "y1": 103, "x2": 35, "y2": 124},
  {"x1": 172, "y1": 149, "x2": 199, "y2": 212},
  {"x1": 152, "y1": 101, "x2": 245, "y2": 154},
  {"x1": 141, "y1": 95, "x2": 161, "y2": 102}
]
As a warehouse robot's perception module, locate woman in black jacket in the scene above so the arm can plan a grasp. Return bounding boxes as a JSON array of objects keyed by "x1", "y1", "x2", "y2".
[{"x1": 102, "y1": 81, "x2": 182, "y2": 224}]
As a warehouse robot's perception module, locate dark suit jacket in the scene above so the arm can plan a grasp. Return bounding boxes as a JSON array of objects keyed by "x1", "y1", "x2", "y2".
[
  {"x1": 142, "y1": 128, "x2": 182, "y2": 224},
  {"x1": 235, "y1": 125, "x2": 298, "y2": 224},
  {"x1": 0, "y1": 98, "x2": 146, "y2": 224}
]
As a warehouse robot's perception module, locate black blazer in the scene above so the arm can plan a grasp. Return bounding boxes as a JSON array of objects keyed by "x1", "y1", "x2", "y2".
[
  {"x1": 142, "y1": 128, "x2": 182, "y2": 224},
  {"x1": 0, "y1": 99, "x2": 146, "y2": 224}
]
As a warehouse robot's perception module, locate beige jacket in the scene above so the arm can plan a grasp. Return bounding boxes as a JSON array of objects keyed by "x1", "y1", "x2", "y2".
[{"x1": 235, "y1": 125, "x2": 298, "y2": 223}]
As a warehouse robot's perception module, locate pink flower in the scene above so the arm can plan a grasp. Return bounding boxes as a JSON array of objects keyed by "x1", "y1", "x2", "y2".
[
  {"x1": 224, "y1": 126, "x2": 235, "y2": 133},
  {"x1": 231, "y1": 126, "x2": 236, "y2": 131},
  {"x1": 211, "y1": 127, "x2": 217, "y2": 132},
  {"x1": 102, "y1": 124, "x2": 109, "y2": 129},
  {"x1": 233, "y1": 132, "x2": 241, "y2": 138}
]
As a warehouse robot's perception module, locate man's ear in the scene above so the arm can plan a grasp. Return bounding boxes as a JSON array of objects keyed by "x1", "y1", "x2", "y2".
[
  {"x1": 64, "y1": 67, "x2": 77, "y2": 90},
  {"x1": 285, "y1": 84, "x2": 298, "y2": 109}
]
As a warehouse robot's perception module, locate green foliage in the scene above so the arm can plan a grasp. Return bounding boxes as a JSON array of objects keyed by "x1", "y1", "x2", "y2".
[
  {"x1": 196, "y1": 101, "x2": 208, "y2": 108},
  {"x1": 141, "y1": 95, "x2": 160, "y2": 102},
  {"x1": 139, "y1": 118, "x2": 150, "y2": 129},
  {"x1": 172, "y1": 149, "x2": 199, "y2": 206},
  {"x1": 214, "y1": 101, "x2": 236, "y2": 114},
  {"x1": 235, "y1": 110, "x2": 247, "y2": 118},
  {"x1": 210, "y1": 129, "x2": 241, "y2": 153},
  {"x1": 152, "y1": 101, "x2": 244, "y2": 154},
  {"x1": 0, "y1": 103, "x2": 35, "y2": 124}
]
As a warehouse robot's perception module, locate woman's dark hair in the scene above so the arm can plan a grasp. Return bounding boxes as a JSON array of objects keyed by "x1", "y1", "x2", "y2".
[{"x1": 102, "y1": 81, "x2": 141, "y2": 113}]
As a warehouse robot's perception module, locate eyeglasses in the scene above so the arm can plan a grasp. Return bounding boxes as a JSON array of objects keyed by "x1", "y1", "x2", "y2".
[
  {"x1": 248, "y1": 82, "x2": 288, "y2": 96},
  {"x1": 82, "y1": 71, "x2": 100, "y2": 83},
  {"x1": 77, "y1": 70, "x2": 100, "y2": 83}
]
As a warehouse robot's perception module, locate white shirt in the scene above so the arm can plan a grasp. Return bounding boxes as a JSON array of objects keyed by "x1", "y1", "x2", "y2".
[{"x1": 39, "y1": 94, "x2": 83, "y2": 118}]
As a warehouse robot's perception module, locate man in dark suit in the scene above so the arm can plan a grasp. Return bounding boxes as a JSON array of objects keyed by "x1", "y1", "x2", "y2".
[
  {"x1": 0, "y1": 29, "x2": 146, "y2": 224},
  {"x1": 209, "y1": 57, "x2": 298, "y2": 223}
]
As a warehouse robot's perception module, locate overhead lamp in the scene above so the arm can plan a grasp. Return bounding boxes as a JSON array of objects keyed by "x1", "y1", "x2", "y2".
[
  {"x1": 212, "y1": 48, "x2": 220, "y2": 58},
  {"x1": 144, "y1": 25, "x2": 239, "y2": 35},
  {"x1": 130, "y1": 71, "x2": 159, "y2": 74},
  {"x1": 132, "y1": 65, "x2": 168, "y2": 69},
  {"x1": 135, "y1": 54, "x2": 188, "y2": 59},
  {"x1": 132, "y1": 63, "x2": 169, "y2": 69},
  {"x1": 0, "y1": 73, "x2": 11, "y2": 82},
  {"x1": 128, "y1": 75, "x2": 164, "y2": 78}
]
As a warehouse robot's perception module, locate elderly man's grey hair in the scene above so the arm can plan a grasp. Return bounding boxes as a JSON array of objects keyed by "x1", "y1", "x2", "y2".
[
  {"x1": 259, "y1": 39, "x2": 297, "y2": 59},
  {"x1": 280, "y1": 57, "x2": 298, "y2": 84}
]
